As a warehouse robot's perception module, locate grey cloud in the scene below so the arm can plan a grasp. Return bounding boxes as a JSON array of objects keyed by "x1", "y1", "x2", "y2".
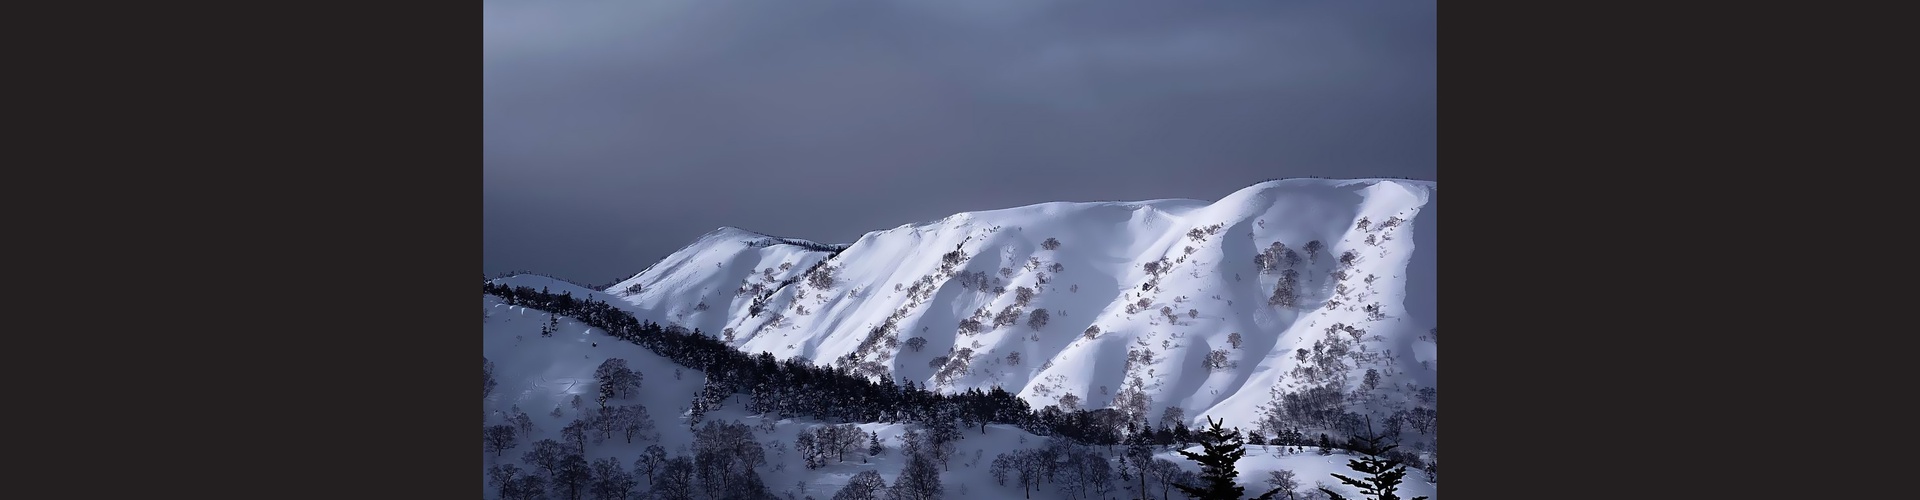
[{"x1": 485, "y1": 0, "x2": 1436, "y2": 283}]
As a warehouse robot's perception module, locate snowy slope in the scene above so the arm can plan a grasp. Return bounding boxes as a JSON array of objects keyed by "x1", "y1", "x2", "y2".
[
  {"x1": 602, "y1": 178, "x2": 1438, "y2": 432},
  {"x1": 482, "y1": 275, "x2": 1438, "y2": 499},
  {"x1": 483, "y1": 229, "x2": 1443, "y2": 496}
]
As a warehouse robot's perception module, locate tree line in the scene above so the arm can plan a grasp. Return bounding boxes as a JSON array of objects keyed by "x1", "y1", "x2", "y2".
[{"x1": 484, "y1": 282, "x2": 1171, "y2": 445}]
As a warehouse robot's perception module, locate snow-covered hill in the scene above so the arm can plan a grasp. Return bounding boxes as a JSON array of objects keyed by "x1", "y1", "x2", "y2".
[
  {"x1": 604, "y1": 178, "x2": 1437, "y2": 432},
  {"x1": 482, "y1": 274, "x2": 1439, "y2": 499}
]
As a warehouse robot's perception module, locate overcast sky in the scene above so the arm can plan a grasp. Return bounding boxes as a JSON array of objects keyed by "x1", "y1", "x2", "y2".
[{"x1": 485, "y1": 0, "x2": 1436, "y2": 285}]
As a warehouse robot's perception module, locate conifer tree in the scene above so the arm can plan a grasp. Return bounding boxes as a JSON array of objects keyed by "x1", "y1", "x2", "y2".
[
  {"x1": 1317, "y1": 418, "x2": 1429, "y2": 500},
  {"x1": 1173, "y1": 416, "x2": 1284, "y2": 500}
]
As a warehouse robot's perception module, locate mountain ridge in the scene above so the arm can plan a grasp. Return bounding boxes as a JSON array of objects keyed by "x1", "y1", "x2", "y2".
[{"x1": 585, "y1": 177, "x2": 1436, "y2": 431}]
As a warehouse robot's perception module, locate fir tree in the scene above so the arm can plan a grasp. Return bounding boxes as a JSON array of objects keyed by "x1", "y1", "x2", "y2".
[
  {"x1": 868, "y1": 431, "x2": 884, "y2": 462},
  {"x1": 1317, "y1": 419, "x2": 1429, "y2": 500},
  {"x1": 1173, "y1": 416, "x2": 1284, "y2": 500}
]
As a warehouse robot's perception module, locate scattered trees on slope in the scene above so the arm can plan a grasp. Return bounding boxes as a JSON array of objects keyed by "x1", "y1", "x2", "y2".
[{"x1": 483, "y1": 283, "x2": 1189, "y2": 446}]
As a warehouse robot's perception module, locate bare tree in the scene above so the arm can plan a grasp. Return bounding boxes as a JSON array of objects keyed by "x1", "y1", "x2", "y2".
[
  {"x1": 1229, "y1": 332, "x2": 1244, "y2": 349},
  {"x1": 521, "y1": 439, "x2": 568, "y2": 479},
  {"x1": 888, "y1": 452, "x2": 943, "y2": 500},
  {"x1": 513, "y1": 410, "x2": 536, "y2": 438},
  {"x1": 834, "y1": 470, "x2": 888, "y2": 500},
  {"x1": 484, "y1": 357, "x2": 498, "y2": 399},
  {"x1": 563, "y1": 419, "x2": 589, "y2": 454},
  {"x1": 1267, "y1": 470, "x2": 1301, "y2": 500},
  {"x1": 589, "y1": 457, "x2": 637, "y2": 500},
  {"x1": 554, "y1": 453, "x2": 592, "y2": 500},
  {"x1": 1160, "y1": 406, "x2": 1187, "y2": 430},
  {"x1": 634, "y1": 444, "x2": 666, "y2": 485},
  {"x1": 485, "y1": 424, "x2": 518, "y2": 457},
  {"x1": 620, "y1": 405, "x2": 657, "y2": 443},
  {"x1": 1042, "y1": 237, "x2": 1062, "y2": 251}
]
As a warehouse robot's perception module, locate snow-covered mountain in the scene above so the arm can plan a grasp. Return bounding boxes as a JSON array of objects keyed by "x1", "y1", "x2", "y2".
[
  {"x1": 603, "y1": 178, "x2": 1437, "y2": 432},
  {"x1": 481, "y1": 275, "x2": 1439, "y2": 499}
]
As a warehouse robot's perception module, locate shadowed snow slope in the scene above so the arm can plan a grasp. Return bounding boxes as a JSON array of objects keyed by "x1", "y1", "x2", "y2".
[{"x1": 598, "y1": 178, "x2": 1436, "y2": 431}]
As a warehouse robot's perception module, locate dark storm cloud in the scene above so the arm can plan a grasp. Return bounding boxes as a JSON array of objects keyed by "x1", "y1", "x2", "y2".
[{"x1": 485, "y1": 0, "x2": 1436, "y2": 283}]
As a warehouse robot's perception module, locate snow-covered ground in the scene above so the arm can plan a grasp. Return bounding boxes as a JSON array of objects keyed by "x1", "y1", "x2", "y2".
[
  {"x1": 483, "y1": 283, "x2": 1437, "y2": 499},
  {"x1": 484, "y1": 178, "x2": 1439, "y2": 498}
]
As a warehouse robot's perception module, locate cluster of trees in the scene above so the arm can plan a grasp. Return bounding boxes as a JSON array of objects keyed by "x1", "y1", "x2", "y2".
[
  {"x1": 990, "y1": 438, "x2": 1121, "y2": 499},
  {"x1": 487, "y1": 271, "x2": 609, "y2": 293},
  {"x1": 592, "y1": 358, "x2": 642, "y2": 404},
  {"x1": 954, "y1": 269, "x2": 1000, "y2": 292},
  {"x1": 744, "y1": 237, "x2": 848, "y2": 254},
  {"x1": 489, "y1": 439, "x2": 639, "y2": 500},
  {"x1": 489, "y1": 418, "x2": 786, "y2": 500},
  {"x1": 1186, "y1": 223, "x2": 1225, "y2": 243},
  {"x1": 1270, "y1": 269, "x2": 1302, "y2": 307},
  {"x1": 1252, "y1": 242, "x2": 1301, "y2": 274},
  {"x1": 806, "y1": 264, "x2": 840, "y2": 290},
  {"x1": 795, "y1": 424, "x2": 871, "y2": 468}
]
